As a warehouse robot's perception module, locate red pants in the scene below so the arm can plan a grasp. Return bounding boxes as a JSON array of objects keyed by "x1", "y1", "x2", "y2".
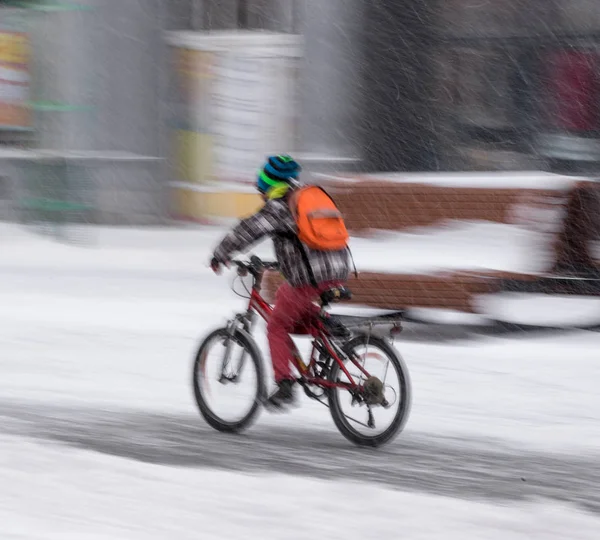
[{"x1": 267, "y1": 280, "x2": 342, "y2": 382}]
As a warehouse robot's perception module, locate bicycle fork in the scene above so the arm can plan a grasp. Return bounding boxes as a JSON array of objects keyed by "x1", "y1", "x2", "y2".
[{"x1": 219, "y1": 311, "x2": 256, "y2": 384}]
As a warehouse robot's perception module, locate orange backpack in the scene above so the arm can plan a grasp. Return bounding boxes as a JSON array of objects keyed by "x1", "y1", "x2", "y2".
[{"x1": 288, "y1": 186, "x2": 349, "y2": 251}]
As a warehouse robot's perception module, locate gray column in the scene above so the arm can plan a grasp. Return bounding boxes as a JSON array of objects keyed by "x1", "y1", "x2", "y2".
[
  {"x1": 296, "y1": 0, "x2": 363, "y2": 160},
  {"x1": 31, "y1": 0, "x2": 166, "y2": 157},
  {"x1": 357, "y1": 0, "x2": 440, "y2": 172},
  {"x1": 19, "y1": 0, "x2": 170, "y2": 225},
  {"x1": 29, "y1": 4, "x2": 95, "y2": 151}
]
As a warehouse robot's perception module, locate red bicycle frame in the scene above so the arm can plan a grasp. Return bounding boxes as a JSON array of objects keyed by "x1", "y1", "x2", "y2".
[{"x1": 246, "y1": 280, "x2": 372, "y2": 391}]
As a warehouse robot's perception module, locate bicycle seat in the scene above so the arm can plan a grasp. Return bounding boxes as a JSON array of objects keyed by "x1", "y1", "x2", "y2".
[{"x1": 320, "y1": 286, "x2": 352, "y2": 306}]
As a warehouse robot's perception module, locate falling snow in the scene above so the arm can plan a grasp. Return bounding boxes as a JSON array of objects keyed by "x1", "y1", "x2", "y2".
[{"x1": 1, "y1": 1, "x2": 600, "y2": 538}]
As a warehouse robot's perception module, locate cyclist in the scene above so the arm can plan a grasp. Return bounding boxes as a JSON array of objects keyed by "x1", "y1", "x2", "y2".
[{"x1": 210, "y1": 155, "x2": 350, "y2": 410}]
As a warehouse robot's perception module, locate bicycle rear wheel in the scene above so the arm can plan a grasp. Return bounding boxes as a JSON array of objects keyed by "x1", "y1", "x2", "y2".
[
  {"x1": 328, "y1": 335, "x2": 412, "y2": 447},
  {"x1": 192, "y1": 327, "x2": 266, "y2": 433}
]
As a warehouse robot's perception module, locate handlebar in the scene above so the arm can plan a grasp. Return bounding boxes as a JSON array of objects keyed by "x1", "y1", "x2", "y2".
[{"x1": 231, "y1": 255, "x2": 279, "y2": 278}]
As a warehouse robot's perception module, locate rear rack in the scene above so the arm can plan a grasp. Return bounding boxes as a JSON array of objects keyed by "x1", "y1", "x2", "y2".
[{"x1": 331, "y1": 311, "x2": 405, "y2": 337}]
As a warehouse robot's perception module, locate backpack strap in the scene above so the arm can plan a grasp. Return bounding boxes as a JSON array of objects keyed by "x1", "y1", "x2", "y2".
[
  {"x1": 274, "y1": 229, "x2": 316, "y2": 287},
  {"x1": 294, "y1": 235, "x2": 319, "y2": 287}
]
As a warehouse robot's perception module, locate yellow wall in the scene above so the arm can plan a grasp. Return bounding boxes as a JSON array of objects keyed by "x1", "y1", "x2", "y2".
[
  {"x1": 174, "y1": 130, "x2": 213, "y2": 184},
  {"x1": 171, "y1": 129, "x2": 264, "y2": 222},
  {"x1": 172, "y1": 187, "x2": 264, "y2": 222}
]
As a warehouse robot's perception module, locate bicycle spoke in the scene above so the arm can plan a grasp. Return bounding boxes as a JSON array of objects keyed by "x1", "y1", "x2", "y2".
[
  {"x1": 347, "y1": 351, "x2": 371, "y2": 379},
  {"x1": 345, "y1": 411, "x2": 376, "y2": 430},
  {"x1": 218, "y1": 338, "x2": 234, "y2": 383},
  {"x1": 382, "y1": 359, "x2": 390, "y2": 385},
  {"x1": 232, "y1": 350, "x2": 247, "y2": 380},
  {"x1": 328, "y1": 335, "x2": 411, "y2": 446},
  {"x1": 193, "y1": 328, "x2": 263, "y2": 431}
]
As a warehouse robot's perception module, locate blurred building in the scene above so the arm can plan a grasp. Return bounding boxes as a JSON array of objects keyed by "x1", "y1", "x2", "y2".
[
  {"x1": 362, "y1": 0, "x2": 600, "y2": 173},
  {"x1": 1, "y1": 0, "x2": 599, "y2": 226},
  {"x1": 166, "y1": 0, "x2": 600, "y2": 176},
  {"x1": 0, "y1": 0, "x2": 167, "y2": 225},
  {"x1": 165, "y1": 0, "x2": 364, "y2": 177}
]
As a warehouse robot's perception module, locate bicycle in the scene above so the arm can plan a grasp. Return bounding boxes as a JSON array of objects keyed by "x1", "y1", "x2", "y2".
[{"x1": 192, "y1": 255, "x2": 412, "y2": 447}]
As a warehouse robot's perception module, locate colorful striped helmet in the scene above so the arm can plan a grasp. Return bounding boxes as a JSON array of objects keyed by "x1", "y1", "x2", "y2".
[{"x1": 257, "y1": 155, "x2": 301, "y2": 194}]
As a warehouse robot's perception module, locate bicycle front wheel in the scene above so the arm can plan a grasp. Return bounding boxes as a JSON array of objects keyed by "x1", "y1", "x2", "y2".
[
  {"x1": 328, "y1": 335, "x2": 412, "y2": 447},
  {"x1": 192, "y1": 327, "x2": 266, "y2": 433}
]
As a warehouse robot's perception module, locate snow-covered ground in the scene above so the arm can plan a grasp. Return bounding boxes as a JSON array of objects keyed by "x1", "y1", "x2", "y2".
[
  {"x1": 1, "y1": 222, "x2": 600, "y2": 538},
  {"x1": 0, "y1": 218, "x2": 564, "y2": 275},
  {"x1": 315, "y1": 171, "x2": 581, "y2": 189},
  {"x1": 2, "y1": 436, "x2": 600, "y2": 540},
  {"x1": 350, "y1": 220, "x2": 558, "y2": 275}
]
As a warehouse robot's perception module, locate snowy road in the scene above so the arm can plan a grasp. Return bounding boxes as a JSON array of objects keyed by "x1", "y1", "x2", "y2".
[
  {"x1": 1, "y1": 398, "x2": 600, "y2": 514},
  {"x1": 2, "y1": 224, "x2": 600, "y2": 538}
]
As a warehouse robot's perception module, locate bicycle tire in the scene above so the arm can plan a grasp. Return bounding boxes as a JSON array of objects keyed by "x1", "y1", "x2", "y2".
[
  {"x1": 328, "y1": 335, "x2": 412, "y2": 447},
  {"x1": 192, "y1": 327, "x2": 266, "y2": 433}
]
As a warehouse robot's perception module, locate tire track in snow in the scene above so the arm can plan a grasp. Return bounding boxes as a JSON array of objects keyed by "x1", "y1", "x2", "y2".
[{"x1": 0, "y1": 399, "x2": 599, "y2": 514}]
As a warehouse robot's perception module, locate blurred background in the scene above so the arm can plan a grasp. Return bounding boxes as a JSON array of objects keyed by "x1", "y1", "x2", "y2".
[
  {"x1": 0, "y1": 0, "x2": 599, "y2": 227},
  {"x1": 2, "y1": 2, "x2": 600, "y2": 535}
]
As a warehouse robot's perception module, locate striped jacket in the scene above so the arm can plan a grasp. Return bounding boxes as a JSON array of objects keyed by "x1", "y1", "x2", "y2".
[{"x1": 213, "y1": 192, "x2": 350, "y2": 288}]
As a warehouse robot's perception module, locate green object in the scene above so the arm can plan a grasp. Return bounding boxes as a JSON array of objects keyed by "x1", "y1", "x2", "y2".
[
  {"x1": 18, "y1": 159, "x2": 94, "y2": 242},
  {"x1": 258, "y1": 170, "x2": 287, "y2": 189},
  {"x1": 27, "y1": 101, "x2": 92, "y2": 112},
  {"x1": 4, "y1": 1, "x2": 91, "y2": 12},
  {"x1": 12, "y1": 0, "x2": 97, "y2": 243},
  {"x1": 20, "y1": 197, "x2": 91, "y2": 212}
]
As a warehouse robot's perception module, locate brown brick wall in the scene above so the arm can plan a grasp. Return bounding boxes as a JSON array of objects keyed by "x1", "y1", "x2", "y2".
[
  {"x1": 261, "y1": 179, "x2": 598, "y2": 312},
  {"x1": 327, "y1": 179, "x2": 567, "y2": 233},
  {"x1": 262, "y1": 269, "x2": 542, "y2": 313},
  {"x1": 263, "y1": 270, "x2": 494, "y2": 312}
]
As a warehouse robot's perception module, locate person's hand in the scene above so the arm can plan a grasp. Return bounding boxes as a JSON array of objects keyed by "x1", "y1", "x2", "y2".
[{"x1": 210, "y1": 257, "x2": 222, "y2": 274}]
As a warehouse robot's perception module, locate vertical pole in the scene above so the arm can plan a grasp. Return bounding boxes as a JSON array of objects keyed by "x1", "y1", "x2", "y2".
[
  {"x1": 191, "y1": 0, "x2": 204, "y2": 30},
  {"x1": 291, "y1": 0, "x2": 297, "y2": 33},
  {"x1": 237, "y1": 0, "x2": 248, "y2": 29}
]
